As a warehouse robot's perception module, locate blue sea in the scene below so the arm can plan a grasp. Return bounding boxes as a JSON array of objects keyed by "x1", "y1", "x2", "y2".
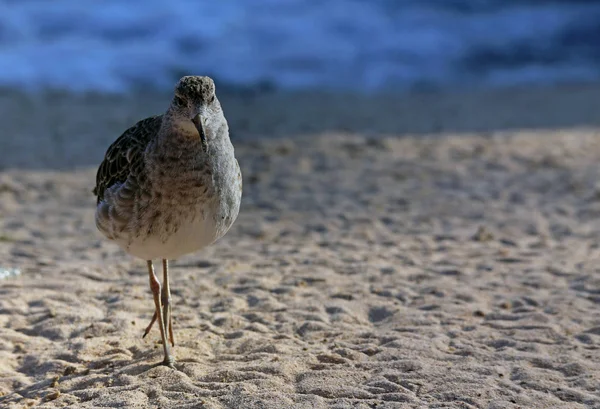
[{"x1": 1, "y1": 0, "x2": 600, "y2": 93}]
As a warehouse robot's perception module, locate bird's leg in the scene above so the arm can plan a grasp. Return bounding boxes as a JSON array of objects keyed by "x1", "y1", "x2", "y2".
[
  {"x1": 142, "y1": 311, "x2": 157, "y2": 339},
  {"x1": 162, "y1": 259, "x2": 174, "y2": 347},
  {"x1": 147, "y1": 260, "x2": 174, "y2": 367},
  {"x1": 142, "y1": 260, "x2": 174, "y2": 346}
]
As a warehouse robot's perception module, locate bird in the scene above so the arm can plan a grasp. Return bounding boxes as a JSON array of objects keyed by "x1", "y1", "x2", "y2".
[{"x1": 93, "y1": 75, "x2": 242, "y2": 367}]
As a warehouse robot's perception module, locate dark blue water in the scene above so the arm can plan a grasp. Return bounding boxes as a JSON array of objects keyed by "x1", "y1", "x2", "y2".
[{"x1": 1, "y1": 0, "x2": 599, "y2": 92}]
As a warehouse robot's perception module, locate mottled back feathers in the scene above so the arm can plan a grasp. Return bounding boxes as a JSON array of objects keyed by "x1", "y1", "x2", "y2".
[{"x1": 93, "y1": 115, "x2": 162, "y2": 203}]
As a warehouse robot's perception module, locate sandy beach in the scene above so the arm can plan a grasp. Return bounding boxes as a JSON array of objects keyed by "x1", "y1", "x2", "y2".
[{"x1": 1, "y1": 85, "x2": 600, "y2": 408}]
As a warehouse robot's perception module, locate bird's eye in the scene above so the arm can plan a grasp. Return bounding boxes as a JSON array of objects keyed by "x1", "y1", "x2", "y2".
[
  {"x1": 174, "y1": 96, "x2": 186, "y2": 106},
  {"x1": 208, "y1": 95, "x2": 215, "y2": 103}
]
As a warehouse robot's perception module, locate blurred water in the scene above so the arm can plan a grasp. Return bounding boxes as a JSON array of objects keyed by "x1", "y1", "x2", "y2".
[{"x1": 1, "y1": 0, "x2": 600, "y2": 93}]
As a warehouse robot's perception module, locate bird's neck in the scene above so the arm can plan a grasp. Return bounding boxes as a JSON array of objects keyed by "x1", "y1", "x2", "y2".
[
  {"x1": 155, "y1": 109, "x2": 231, "y2": 159},
  {"x1": 158, "y1": 111, "x2": 201, "y2": 145}
]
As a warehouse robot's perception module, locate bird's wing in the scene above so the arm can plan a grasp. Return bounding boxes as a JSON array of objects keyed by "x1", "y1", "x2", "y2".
[{"x1": 93, "y1": 115, "x2": 163, "y2": 203}]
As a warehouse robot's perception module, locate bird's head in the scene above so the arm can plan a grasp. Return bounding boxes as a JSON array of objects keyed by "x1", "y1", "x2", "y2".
[{"x1": 170, "y1": 76, "x2": 221, "y2": 143}]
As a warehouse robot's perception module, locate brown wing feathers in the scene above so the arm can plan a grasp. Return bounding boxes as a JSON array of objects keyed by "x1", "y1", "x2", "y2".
[{"x1": 93, "y1": 115, "x2": 162, "y2": 203}]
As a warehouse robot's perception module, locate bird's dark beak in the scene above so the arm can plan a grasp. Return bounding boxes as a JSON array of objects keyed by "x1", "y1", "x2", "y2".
[
  {"x1": 192, "y1": 114, "x2": 208, "y2": 153},
  {"x1": 191, "y1": 113, "x2": 205, "y2": 137}
]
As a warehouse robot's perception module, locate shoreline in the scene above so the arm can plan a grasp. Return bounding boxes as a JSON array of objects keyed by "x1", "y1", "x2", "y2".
[{"x1": 2, "y1": 82, "x2": 600, "y2": 170}]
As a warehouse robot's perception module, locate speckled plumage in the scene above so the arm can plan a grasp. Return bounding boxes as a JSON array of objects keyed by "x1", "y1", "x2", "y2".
[
  {"x1": 93, "y1": 115, "x2": 161, "y2": 205},
  {"x1": 93, "y1": 76, "x2": 241, "y2": 260},
  {"x1": 93, "y1": 76, "x2": 242, "y2": 366}
]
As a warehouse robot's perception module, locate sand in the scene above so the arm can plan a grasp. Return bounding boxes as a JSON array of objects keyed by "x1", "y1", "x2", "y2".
[{"x1": 1, "y1": 85, "x2": 600, "y2": 408}]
